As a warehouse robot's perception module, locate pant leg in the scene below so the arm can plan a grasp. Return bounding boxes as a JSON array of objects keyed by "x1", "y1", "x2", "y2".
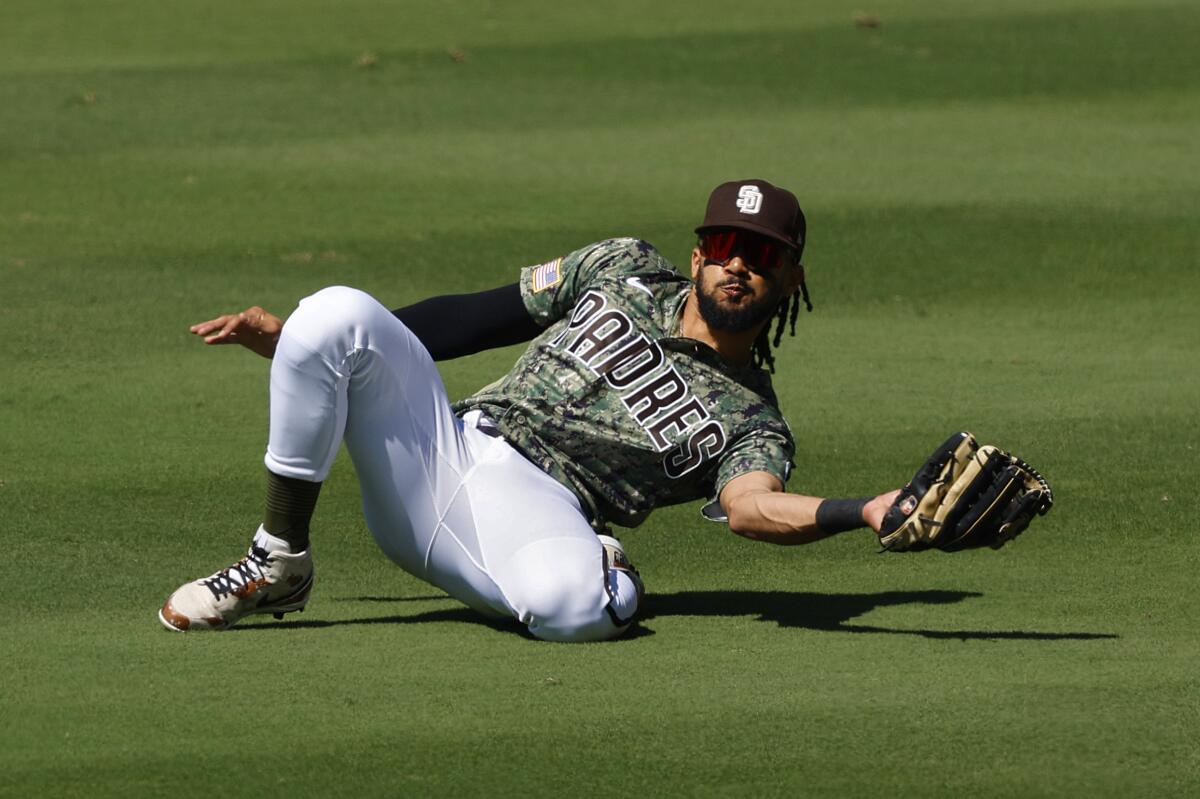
[
  {"x1": 265, "y1": 285, "x2": 636, "y2": 641},
  {"x1": 457, "y1": 424, "x2": 636, "y2": 642}
]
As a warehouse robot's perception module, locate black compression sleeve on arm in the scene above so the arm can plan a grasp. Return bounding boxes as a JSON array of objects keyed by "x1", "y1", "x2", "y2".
[
  {"x1": 814, "y1": 497, "x2": 872, "y2": 534},
  {"x1": 391, "y1": 282, "x2": 542, "y2": 361}
]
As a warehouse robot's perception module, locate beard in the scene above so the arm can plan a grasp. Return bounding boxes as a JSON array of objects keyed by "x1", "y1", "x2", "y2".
[{"x1": 695, "y1": 269, "x2": 784, "y2": 333}]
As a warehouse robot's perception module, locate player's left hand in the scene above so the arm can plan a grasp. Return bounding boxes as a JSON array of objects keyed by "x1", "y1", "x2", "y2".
[{"x1": 190, "y1": 306, "x2": 282, "y2": 359}]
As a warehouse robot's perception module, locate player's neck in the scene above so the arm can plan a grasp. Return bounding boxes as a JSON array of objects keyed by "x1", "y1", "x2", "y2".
[{"x1": 678, "y1": 291, "x2": 762, "y2": 367}]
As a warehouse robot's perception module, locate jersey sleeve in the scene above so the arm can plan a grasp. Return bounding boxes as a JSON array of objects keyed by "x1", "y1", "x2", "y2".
[
  {"x1": 519, "y1": 238, "x2": 666, "y2": 326},
  {"x1": 712, "y1": 426, "x2": 795, "y2": 498}
]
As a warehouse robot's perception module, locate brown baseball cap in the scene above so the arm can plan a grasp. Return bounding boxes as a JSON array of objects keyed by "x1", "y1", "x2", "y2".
[{"x1": 696, "y1": 179, "x2": 806, "y2": 257}]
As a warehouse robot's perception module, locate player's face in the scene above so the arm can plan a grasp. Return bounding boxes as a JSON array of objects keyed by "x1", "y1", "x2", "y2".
[{"x1": 691, "y1": 230, "x2": 801, "y2": 334}]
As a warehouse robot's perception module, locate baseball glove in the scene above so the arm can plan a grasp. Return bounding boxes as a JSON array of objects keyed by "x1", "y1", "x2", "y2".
[{"x1": 878, "y1": 432, "x2": 1053, "y2": 552}]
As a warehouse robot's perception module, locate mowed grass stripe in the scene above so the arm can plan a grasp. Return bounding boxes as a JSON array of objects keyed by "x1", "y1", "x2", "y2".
[
  {"x1": 2, "y1": 6, "x2": 1199, "y2": 157},
  {"x1": 1, "y1": 0, "x2": 1176, "y2": 74},
  {"x1": 7, "y1": 92, "x2": 1197, "y2": 211}
]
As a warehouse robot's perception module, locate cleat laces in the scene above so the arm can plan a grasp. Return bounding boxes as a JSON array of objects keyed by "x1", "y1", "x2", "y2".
[{"x1": 202, "y1": 546, "x2": 271, "y2": 600}]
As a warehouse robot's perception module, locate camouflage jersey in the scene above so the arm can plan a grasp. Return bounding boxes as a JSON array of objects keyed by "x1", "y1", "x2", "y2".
[{"x1": 453, "y1": 238, "x2": 794, "y2": 530}]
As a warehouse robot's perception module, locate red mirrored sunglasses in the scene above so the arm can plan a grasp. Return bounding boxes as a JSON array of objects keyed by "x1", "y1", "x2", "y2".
[{"x1": 699, "y1": 229, "x2": 794, "y2": 270}]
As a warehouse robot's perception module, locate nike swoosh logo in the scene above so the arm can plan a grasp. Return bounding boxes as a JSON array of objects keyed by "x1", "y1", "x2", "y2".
[{"x1": 625, "y1": 276, "x2": 653, "y2": 298}]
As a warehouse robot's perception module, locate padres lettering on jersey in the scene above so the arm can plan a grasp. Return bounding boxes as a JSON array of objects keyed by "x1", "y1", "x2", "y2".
[
  {"x1": 551, "y1": 288, "x2": 727, "y2": 477},
  {"x1": 454, "y1": 238, "x2": 794, "y2": 530}
]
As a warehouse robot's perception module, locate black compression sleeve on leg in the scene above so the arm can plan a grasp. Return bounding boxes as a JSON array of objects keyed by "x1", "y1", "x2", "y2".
[
  {"x1": 264, "y1": 471, "x2": 322, "y2": 552},
  {"x1": 392, "y1": 282, "x2": 542, "y2": 361},
  {"x1": 815, "y1": 497, "x2": 872, "y2": 534}
]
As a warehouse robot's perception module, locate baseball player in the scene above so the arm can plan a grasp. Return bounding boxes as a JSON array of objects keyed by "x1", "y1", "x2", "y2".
[{"x1": 159, "y1": 179, "x2": 902, "y2": 642}]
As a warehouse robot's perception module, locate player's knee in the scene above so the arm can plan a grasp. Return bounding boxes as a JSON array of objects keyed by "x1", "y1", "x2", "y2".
[
  {"x1": 293, "y1": 285, "x2": 378, "y2": 328},
  {"x1": 503, "y1": 538, "x2": 632, "y2": 643},
  {"x1": 281, "y1": 286, "x2": 387, "y2": 351},
  {"x1": 521, "y1": 567, "x2": 614, "y2": 643}
]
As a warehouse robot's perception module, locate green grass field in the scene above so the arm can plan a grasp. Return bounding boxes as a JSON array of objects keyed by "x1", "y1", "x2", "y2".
[{"x1": 2, "y1": 1, "x2": 1198, "y2": 795}]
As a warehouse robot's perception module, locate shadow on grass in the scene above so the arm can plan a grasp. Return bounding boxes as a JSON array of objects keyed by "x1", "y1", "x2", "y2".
[
  {"x1": 230, "y1": 590, "x2": 1116, "y2": 641},
  {"x1": 231, "y1": 597, "x2": 659, "y2": 639},
  {"x1": 645, "y1": 590, "x2": 1119, "y2": 641},
  {"x1": 230, "y1": 605, "x2": 523, "y2": 635}
]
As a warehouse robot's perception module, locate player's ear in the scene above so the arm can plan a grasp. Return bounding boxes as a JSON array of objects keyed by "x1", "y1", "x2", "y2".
[{"x1": 690, "y1": 247, "x2": 704, "y2": 280}]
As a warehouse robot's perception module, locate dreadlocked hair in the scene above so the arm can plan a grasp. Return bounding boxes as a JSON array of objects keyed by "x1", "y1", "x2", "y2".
[{"x1": 751, "y1": 279, "x2": 813, "y2": 374}]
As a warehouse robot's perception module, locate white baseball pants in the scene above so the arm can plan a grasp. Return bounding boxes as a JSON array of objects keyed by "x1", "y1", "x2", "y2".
[{"x1": 262, "y1": 286, "x2": 637, "y2": 642}]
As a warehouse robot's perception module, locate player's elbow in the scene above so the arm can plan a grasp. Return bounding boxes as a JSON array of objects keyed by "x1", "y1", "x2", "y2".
[
  {"x1": 719, "y1": 477, "x2": 790, "y2": 541},
  {"x1": 726, "y1": 512, "x2": 753, "y2": 539},
  {"x1": 723, "y1": 494, "x2": 759, "y2": 535},
  {"x1": 726, "y1": 504, "x2": 777, "y2": 543}
]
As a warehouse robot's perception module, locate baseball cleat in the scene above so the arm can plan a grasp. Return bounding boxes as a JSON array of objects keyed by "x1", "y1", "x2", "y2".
[{"x1": 158, "y1": 526, "x2": 314, "y2": 632}]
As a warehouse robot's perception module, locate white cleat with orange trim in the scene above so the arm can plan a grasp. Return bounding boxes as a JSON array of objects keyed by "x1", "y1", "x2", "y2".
[{"x1": 158, "y1": 527, "x2": 314, "y2": 631}]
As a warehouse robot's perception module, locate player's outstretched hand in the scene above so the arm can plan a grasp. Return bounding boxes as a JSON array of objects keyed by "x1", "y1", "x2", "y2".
[
  {"x1": 190, "y1": 306, "x2": 283, "y2": 359},
  {"x1": 863, "y1": 489, "x2": 902, "y2": 534}
]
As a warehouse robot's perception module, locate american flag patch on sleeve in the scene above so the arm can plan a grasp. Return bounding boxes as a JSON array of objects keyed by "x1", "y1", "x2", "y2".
[{"x1": 531, "y1": 258, "x2": 563, "y2": 293}]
